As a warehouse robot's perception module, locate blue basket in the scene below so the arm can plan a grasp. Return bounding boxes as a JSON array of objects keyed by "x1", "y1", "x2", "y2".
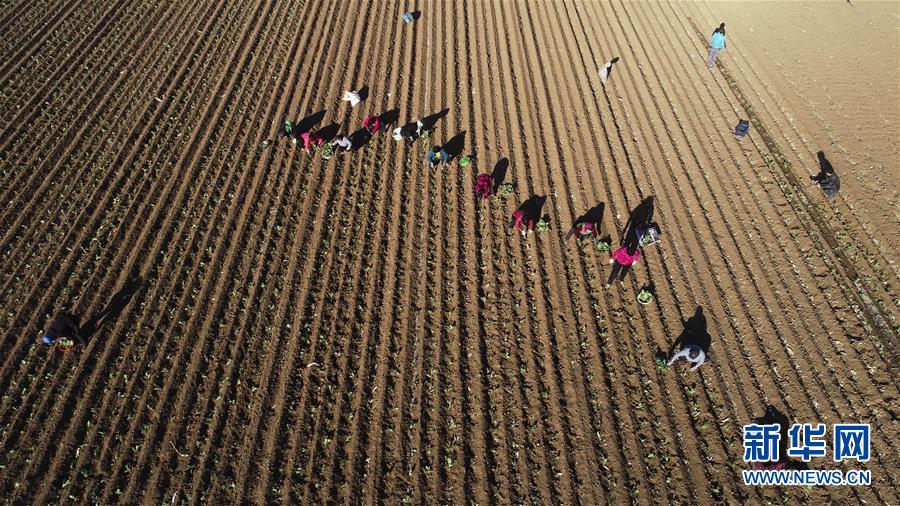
[
  {"x1": 734, "y1": 119, "x2": 750, "y2": 138},
  {"x1": 402, "y1": 12, "x2": 414, "y2": 24}
]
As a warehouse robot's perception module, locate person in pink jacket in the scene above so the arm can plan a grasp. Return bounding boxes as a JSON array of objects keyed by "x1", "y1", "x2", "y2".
[
  {"x1": 363, "y1": 115, "x2": 381, "y2": 135},
  {"x1": 475, "y1": 173, "x2": 493, "y2": 203},
  {"x1": 509, "y1": 209, "x2": 535, "y2": 237},
  {"x1": 608, "y1": 244, "x2": 640, "y2": 284},
  {"x1": 300, "y1": 131, "x2": 324, "y2": 152}
]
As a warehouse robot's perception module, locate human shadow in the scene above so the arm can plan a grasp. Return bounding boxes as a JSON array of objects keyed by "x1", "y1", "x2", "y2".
[
  {"x1": 622, "y1": 196, "x2": 654, "y2": 249},
  {"x1": 568, "y1": 202, "x2": 605, "y2": 241},
  {"x1": 811, "y1": 150, "x2": 836, "y2": 182},
  {"x1": 378, "y1": 108, "x2": 400, "y2": 130},
  {"x1": 409, "y1": 10, "x2": 421, "y2": 20},
  {"x1": 355, "y1": 85, "x2": 369, "y2": 102},
  {"x1": 421, "y1": 108, "x2": 449, "y2": 131},
  {"x1": 81, "y1": 276, "x2": 143, "y2": 340},
  {"x1": 576, "y1": 202, "x2": 605, "y2": 227},
  {"x1": 315, "y1": 123, "x2": 340, "y2": 142},
  {"x1": 517, "y1": 195, "x2": 546, "y2": 220},
  {"x1": 442, "y1": 131, "x2": 466, "y2": 161},
  {"x1": 296, "y1": 110, "x2": 326, "y2": 134},
  {"x1": 754, "y1": 405, "x2": 809, "y2": 470},
  {"x1": 491, "y1": 158, "x2": 509, "y2": 193},
  {"x1": 349, "y1": 127, "x2": 373, "y2": 151},
  {"x1": 669, "y1": 306, "x2": 712, "y2": 357}
]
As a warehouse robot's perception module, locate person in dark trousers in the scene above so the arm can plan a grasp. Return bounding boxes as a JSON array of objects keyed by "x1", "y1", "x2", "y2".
[
  {"x1": 42, "y1": 312, "x2": 83, "y2": 346},
  {"x1": 811, "y1": 151, "x2": 840, "y2": 198},
  {"x1": 608, "y1": 243, "x2": 641, "y2": 284},
  {"x1": 707, "y1": 23, "x2": 726, "y2": 68}
]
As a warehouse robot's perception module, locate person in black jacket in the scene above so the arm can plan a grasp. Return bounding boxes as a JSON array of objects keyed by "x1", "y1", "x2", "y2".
[
  {"x1": 811, "y1": 151, "x2": 840, "y2": 198},
  {"x1": 42, "y1": 312, "x2": 83, "y2": 346}
]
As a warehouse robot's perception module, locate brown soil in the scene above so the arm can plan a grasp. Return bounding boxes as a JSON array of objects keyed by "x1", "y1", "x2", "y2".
[{"x1": 0, "y1": 1, "x2": 897, "y2": 504}]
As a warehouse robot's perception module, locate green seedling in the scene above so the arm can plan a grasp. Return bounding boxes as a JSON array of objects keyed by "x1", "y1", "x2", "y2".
[
  {"x1": 637, "y1": 289, "x2": 653, "y2": 305},
  {"x1": 655, "y1": 356, "x2": 669, "y2": 373},
  {"x1": 498, "y1": 183, "x2": 515, "y2": 196},
  {"x1": 536, "y1": 218, "x2": 550, "y2": 233}
]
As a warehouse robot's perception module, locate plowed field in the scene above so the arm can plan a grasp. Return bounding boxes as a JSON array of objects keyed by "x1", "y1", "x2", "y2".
[{"x1": 1, "y1": 1, "x2": 897, "y2": 504}]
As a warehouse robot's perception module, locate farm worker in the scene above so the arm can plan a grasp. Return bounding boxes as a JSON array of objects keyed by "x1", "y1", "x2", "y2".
[
  {"x1": 363, "y1": 115, "x2": 381, "y2": 135},
  {"x1": 509, "y1": 209, "x2": 535, "y2": 237},
  {"x1": 475, "y1": 173, "x2": 493, "y2": 203},
  {"x1": 667, "y1": 343, "x2": 706, "y2": 370},
  {"x1": 608, "y1": 244, "x2": 640, "y2": 284},
  {"x1": 598, "y1": 56, "x2": 620, "y2": 85},
  {"x1": 811, "y1": 151, "x2": 840, "y2": 198},
  {"x1": 300, "y1": 131, "x2": 324, "y2": 152},
  {"x1": 426, "y1": 145, "x2": 449, "y2": 167},
  {"x1": 566, "y1": 222, "x2": 599, "y2": 243},
  {"x1": 277, "y1": 119, "x2": 297, "y2": 143},
  {"x1": 332, "y1": 135, "x2": 353, "y2": 152},
  {"x1": 342, "y1": 90, "x2": 362, "y2": 107},
  {"x1": 707, "y1": 23, "x2": 726, "y2": 68},
  {"x1": 393, "y1": 120, "x2": 425, "y2": 145},
  {"x1": 42, "y1": 312, "x2": 83, "y2": 346}
]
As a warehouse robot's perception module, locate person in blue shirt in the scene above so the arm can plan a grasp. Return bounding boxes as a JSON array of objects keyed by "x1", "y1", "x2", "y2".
[
  {"x1": 707, "y1": 23, "x2": 726, "y2": 68},
  {"x1": 426, "y1": 145, "x2": 449, "y2": 167}
]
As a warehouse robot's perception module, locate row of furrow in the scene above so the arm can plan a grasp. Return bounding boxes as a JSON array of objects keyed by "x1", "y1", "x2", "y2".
[
  {"x1": 651, "y1": 0, "x2": 900, "y2": 464},
  {"x1": 141, "y1": 1, "x2": 323, "y2": 502},
  {"x1": 431, "y1": 1, "x2": 466, "y2": 500},
  {"x1": 0, "y1": 0, "x2": 50, "y2": 37},
  {"x1": 400, "y1": 4, "x2": 449, "y2": 502},
  {"x1": 600, "y1": 1, "x2": 812, "y2": 502},
  {"x1": 279, "y1": 3, "x2": 395, "y2": 503},
  {"x1": 690, "y1": 1, "x2": 900, "y2": 293},
  {"x1": 680, "y1": 5, "x2": 900, "y2": 362},
  {"x1": 521, "y1": 1, "x2": 663, "y2": 503},
  {"x1": 681, "y1": 1, "x2": 900, "y2": 366},
  {"x1": 656, "y1": 8, "x2": 900, "y2": 500},
  {"x1": 368, "y1": 3, "x2": 431, "y2": 502},
  {"x1": 580, "y1": 0, "x2": 785, "y2": 501},
  {"x1": 0, "y1": 0, "x2": 238, "y2": 467},
  {"x1": 372, "y1": 8, "x2": 447, "y2": 503},
  {"x1": 263, "y1": 28, "x2": 392, "y2": 506},
  {"x1": 0, "y1": 0, "x2": 126, "y2": 138},
  {"x1": 463, "y1": 3, "x2": 523, "y2": 503},
  {"x1": 544, "y1": 1, "x2": 701, "y2": 503},
  {"x1": 239, "y1": 0, "x2": 372, "y2": 502},
  {"x1": 0, "y1": 0, "x2": 183, "y2": 295},
  {"x1": 102, "y1": 1, "x2": 298, "y2": 501},
  {"x1": 565, "y1": 2, "x2": 716, "y2": 502},
  {"x1": 490, "y1": 1, "x2": 585, "y2": 502},
  {"x1": 453, "y1": 0, "x2": 495, "y2": 502},
  {"x1": 644, "y1": 0, "x2": 900, "y2": 476},
  {"x1": 328, "y1": 3, "x2": 417, "y2": 503},
  {"x1": 0, "y1": 0, "x2": 224, "y2": 333},
  {"x1": 0, "y1": 0, "x2": 99, "y2": 87},
  {"x1": 608, "y1": 0, "x2": 884, "y2": 500},
  {"x1": 27, "y1": 0, "x2": 273, "y2": 500},
  {"x1": 243, "y1": 2, "x2": 377, "y2": 501},
  {"x1": 612, "y1": 2, "x2": 824, "y2": 498},
  {"x1": 487, "y1": 0, "x2": 588, "y2": 502},
  {"x1": 22, "y1": 1, "x2": 275, "y2": 502},
  {"x1": 493, "y1": 1, "x2": 585, "y2": 502},
  {"x1": 206, "y1": 0, "x2": 356, "y2": 503}
]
